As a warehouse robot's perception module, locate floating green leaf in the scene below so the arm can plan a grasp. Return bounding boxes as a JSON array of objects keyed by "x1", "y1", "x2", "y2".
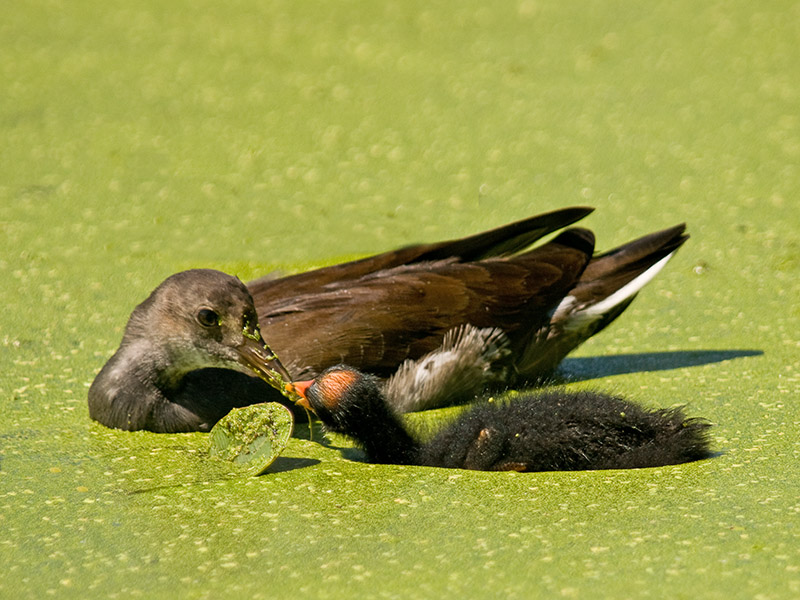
[{"x1": 209, "y1": 403, "x2": 294, "y2": 476}]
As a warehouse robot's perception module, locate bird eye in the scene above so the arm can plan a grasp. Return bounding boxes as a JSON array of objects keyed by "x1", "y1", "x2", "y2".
[{"x1": 196, "y1": 308, "x2": 219, "y2": 328}]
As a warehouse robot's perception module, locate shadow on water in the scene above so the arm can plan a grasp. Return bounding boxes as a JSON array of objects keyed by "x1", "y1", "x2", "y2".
[
  {"x1": 559, "y1": 349, "x2": 763, "y2": 382},
  {"x1": 264, "y1": 456, "x2": 320, "y2": 474}
]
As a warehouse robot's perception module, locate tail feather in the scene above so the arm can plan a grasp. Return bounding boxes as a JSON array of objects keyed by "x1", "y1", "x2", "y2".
[
  {"x1": 576, "y1": 224, "x2": 688, "y2": 302},
  {"x1": 515, "y1": 224, "x2": 688, "y2": 380}
]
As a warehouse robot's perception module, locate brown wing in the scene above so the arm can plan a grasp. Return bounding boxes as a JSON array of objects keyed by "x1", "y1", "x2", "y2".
[
  {"x1": 247, "y1": 206, "x2": 593, "y2": 303},
  {"x1": 256, "y1": 228, "x2": 595, "y2": 379}
]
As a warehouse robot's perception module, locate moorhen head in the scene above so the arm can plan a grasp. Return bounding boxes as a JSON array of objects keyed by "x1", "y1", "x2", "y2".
[
  {"x1": 288, "y1": 365, "x2": 713, "y2": 472},
  {"x1": 88, "y1": 269, "x2": 291, "y2": 432}
]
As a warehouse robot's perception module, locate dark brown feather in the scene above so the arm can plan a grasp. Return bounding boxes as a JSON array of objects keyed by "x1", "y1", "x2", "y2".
[
  {"x1": 249, "y1": 207, "x2": 593, "y2": 305},
  {"x1": 255, "y1": 226, "x2": 596, "y2": 379}
]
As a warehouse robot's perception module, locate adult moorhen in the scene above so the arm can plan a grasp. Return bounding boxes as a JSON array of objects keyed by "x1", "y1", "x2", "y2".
[
  {"x1": 89, "y1": 207, "x2": 688, "y2": 432},
  {"x1": 287, "y1": 365, "x2": 713, "y2": 471}
]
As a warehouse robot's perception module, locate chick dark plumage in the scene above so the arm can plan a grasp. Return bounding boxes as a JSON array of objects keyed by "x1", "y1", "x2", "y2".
[
  {"x1": 418, "y1": 389, "x2": 712, "y2": 471},
  {"x1": 289, "y1": 365, "x2": 713, "y2": 472}
]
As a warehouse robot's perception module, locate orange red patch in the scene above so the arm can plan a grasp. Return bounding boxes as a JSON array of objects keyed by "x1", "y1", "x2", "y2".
[{"x1": 316, "y1": 369, "x2": 359, "y2": 409}]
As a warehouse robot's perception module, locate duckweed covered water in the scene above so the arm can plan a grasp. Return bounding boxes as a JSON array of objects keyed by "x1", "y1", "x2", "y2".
[{"x1": 2, "y1": 1, "x2": 799, "y2": 598}]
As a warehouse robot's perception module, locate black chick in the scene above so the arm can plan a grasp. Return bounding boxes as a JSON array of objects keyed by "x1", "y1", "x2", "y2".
[{"x1": 287, "y1": 365, "x2": 713, "y2": 471}]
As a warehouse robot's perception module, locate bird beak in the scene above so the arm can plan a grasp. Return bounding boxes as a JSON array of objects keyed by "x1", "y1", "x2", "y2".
[
  {"x1": 235, "y1": 334, "x2": 294, "y2": 395},
  {"x1": 285, "y1": 379, "x2": 313, "y2": 411}
]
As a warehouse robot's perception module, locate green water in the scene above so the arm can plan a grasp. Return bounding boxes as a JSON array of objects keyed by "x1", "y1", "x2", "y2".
[{"x1": 2, "y1": 1, "x2": 798, "y2": 598}]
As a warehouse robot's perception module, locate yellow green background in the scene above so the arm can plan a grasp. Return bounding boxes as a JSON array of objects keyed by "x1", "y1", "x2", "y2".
[{"x1": 2, "y1": 1, "x2": 798, "y2": 598}]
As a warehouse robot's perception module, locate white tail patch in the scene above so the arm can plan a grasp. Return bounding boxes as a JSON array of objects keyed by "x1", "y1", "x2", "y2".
[
  {"x1": 585, "y1": 251, "x2": 675, "y2": 316},
  {"x1": 559, "y1": 251, "x2": 676, "y2": 330}
]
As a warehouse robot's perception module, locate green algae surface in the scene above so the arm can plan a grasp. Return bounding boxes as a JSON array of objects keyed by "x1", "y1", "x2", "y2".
[{"x1": 2, "y1": 1, "x2": 799, "y2": 598}]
